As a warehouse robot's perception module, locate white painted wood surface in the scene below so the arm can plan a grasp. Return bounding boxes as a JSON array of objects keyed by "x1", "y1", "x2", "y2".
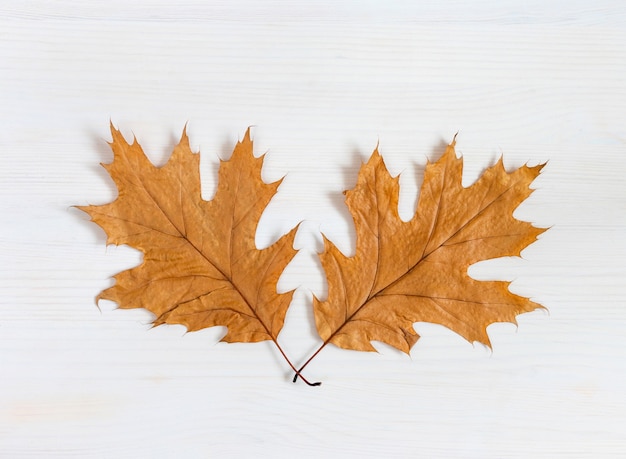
[{"x1": 1, "y1": 1, "x2": 625, "y2": 457}]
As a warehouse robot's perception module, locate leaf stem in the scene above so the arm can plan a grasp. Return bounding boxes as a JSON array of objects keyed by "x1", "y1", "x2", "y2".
[
  {"x1": 273, "y1": 339, "x2": 321, "y2": 386},
  {"x1": 292, "y1": 341, "x2": 328, "y2": 383}
]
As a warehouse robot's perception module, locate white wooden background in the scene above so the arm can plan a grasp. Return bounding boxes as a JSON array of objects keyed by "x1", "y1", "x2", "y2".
[{"x1": 1, "y1": 1, "x2": 625, "y2": 457}]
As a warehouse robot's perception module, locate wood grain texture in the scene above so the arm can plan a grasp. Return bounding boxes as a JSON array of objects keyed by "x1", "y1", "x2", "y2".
[{"x1": 1, "y1": 1, "x2": 625, "y2": 457}]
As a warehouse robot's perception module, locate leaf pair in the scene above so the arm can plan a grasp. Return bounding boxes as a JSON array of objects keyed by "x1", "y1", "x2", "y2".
[{"x1": 79, "y1": 124, "x2": 546, "y2": 385}]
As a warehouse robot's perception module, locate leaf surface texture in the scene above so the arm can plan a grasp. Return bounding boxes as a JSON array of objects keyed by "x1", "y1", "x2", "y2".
[
  {"x1": 79, "y1": 126, "x2": 297, "y2": 343},
  {"x1": 314, "y1": 140, "x2": 546, "y2": 352}
]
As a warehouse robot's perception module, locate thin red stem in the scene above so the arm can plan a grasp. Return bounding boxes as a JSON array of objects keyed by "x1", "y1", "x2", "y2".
[
  {"x1": 273, "y1": 339, "x2": 321, "y2": 386},
  {"x1": 292, "y1": 341, "x2": 329, "y2": 383}
]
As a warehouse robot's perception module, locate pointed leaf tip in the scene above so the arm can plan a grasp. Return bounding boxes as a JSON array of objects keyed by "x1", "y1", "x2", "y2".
[
  {"x1": 243, "y1": 127, "x2": 253, "y2": 143},
  {"x1": 181, "y1": 122, "x2": 189, "y2": 138},
  {"x1": 179, "y1": 124, "x2": 190, "y2": 147}
]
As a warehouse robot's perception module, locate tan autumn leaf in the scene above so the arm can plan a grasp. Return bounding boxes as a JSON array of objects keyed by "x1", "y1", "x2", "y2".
[
  {"x1": 312, "y1": 139, "x2": 546, "y2": 355},
  {"x1": 79, "y1": 124, "x2": 299, "y2": 347}
]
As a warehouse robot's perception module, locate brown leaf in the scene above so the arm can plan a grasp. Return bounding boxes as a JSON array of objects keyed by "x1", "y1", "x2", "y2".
[
  {"x1": 79, "y1": 125, "x2": 298, "y2": 344},
  {"x1": 313, "y1": 139, "x2": 546, "y2": 353}
]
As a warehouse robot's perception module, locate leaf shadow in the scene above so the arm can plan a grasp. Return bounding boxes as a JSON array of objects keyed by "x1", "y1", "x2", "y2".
[
  {"x1": 197, "y1": 134, "x2": 228, "y2": 203},
  {"x1": 420, "y1": 137, "x2": 451, "y2": 187},
  {"x1": 71, "y1": 131, "x2": 117, "y2": 244},
  {"x1": 303, "y1": 248, "x2": 326, "y2": 317},
  {"x1": 431, "y1": 137, "x2": 451, "y2": 159},
  {"x1": 149, "y1": 130, "x2": 182, "y2": 167},
  {"x1": 322, "y1": 145, "x2": 364, "y2": 258},
  {"x1": 397, "y1": 137, "x2": 453, "y2": 220},
  {"x1": 218, "y1": 136, "x2": 237, "y2": 161},
  {"x1": 88, "y1": 128, "x2": 115, "y2": 187}
]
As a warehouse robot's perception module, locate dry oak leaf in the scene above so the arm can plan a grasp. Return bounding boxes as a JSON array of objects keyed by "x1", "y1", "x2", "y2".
[
  {"x1": 313, "y1": 139, "x2": 546, "y2": 354},
  {"x1": 79, "y1": 125, "x2": 298, "y2": 345}
]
